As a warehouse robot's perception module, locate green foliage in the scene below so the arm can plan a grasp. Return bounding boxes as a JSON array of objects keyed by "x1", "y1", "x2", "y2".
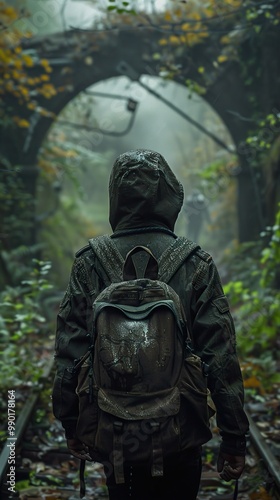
[
  {"x1": 199, "y1": 157, "x2": 237, "y2": 189},
  {"x1": 28, "y1": 470, "x2": 63, "y2": 487},
  {"x1": 0, "y1": 164, "x2": 35, "y2": 247},
  {"x1": 221, "y1": 240, "x2": 263, "y2": 291},
  {"x1": 260, "y1": 210, "x2": 280, "y2": 287},
  {"x1": 245, "y1": 111, "x2": 280, "y2": 166},
  {"x1": 106, "y1": 0, "x2": 136, "y2": 14},
  {"x1": 1, "y1": 244, "x2": 44, "y2": 286},
  {"x1": 185, "y1": 78, "x2": 206, "y2": 97},
  {"x1": 245, "y1": 3, "x2": 280, "y2": 26},
  {"x1": 224, "y1": 207, "x2": 280, "y2": 387},
  {"x1": 0, "y1": 259, "x2": 53, "y2": 390}
]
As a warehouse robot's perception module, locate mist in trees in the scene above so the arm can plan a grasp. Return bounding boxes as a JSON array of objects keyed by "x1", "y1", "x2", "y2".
[{"x1": 40, "y1": 72, "x2": 234, "y2": 270}]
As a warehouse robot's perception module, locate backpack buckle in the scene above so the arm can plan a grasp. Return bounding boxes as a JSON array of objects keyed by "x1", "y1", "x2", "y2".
[
  {"x1": 149, "y1": 421, "x2": 160, "y2": 433},
  {"x1": 113, "y1": 420, "x2": 124, "y2": 433},
  {"x1": 202, "y1": 361, "x2": 209, "y2": 376}
]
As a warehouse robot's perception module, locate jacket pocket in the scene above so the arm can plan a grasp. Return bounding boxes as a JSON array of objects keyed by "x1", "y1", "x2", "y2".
[
  {"x1": 178, "y1": 355, "x2": 212, "y2": 450},
  {"x1": 213, "y1": 295, "x2": 229, "y2": 313}
]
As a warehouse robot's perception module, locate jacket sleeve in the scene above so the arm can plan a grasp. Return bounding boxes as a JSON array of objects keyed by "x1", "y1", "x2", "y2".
[
  {"x1": 52, "y1": 254, "x2": 95, "y2": 438},
  {"x1": 190, "y1": 252, "x2": 249, "y2": 456}
]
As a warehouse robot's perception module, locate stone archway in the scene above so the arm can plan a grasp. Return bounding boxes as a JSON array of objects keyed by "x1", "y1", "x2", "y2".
[
  {"x1": 1, "y1": 24, "x2": 278, "y2": 245},
  {"x1": 3, "y1": 28, "x2": 254, "y2": 162}
]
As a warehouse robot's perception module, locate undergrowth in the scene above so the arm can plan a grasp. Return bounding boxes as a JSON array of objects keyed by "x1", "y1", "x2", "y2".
[{"x1": 223, "y1": 205, "x2": 280, "y2": 392}]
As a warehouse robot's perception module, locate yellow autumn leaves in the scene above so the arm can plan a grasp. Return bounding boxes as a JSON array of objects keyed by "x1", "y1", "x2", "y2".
[
  {"x1": 0, "y1": 3, "x2": 17, "y2": 22},
  {"x1": 0, "y1": 2, "x2": 57, "y2": 128},
  {"x1": 38, "y1": 141, "x2": 78, "y2": 181},
  {"x1": 159, "y1": 9, "x2": 208, "y2": 46},
  {"x1": 158, "y1": 0, "x2": 242, "y2": 53}
]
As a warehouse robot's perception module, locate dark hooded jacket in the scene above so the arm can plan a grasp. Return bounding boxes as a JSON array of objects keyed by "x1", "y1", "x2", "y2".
[{"x1": 52, "y1": 149, "x2": 249, "y2": 456}]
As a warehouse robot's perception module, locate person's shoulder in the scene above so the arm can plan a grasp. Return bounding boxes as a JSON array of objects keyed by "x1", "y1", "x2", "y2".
[
  {"x1": 75, "y1": 244, "x2": 91, "y2": 259},
  {"x1": 75, "y1": 235, "x2": 109, "y2": 259}
]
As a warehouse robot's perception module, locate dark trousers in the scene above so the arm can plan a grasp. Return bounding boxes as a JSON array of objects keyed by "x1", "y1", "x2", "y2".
[{"x1": 104, "y1": 449, "x2": 202, "y2": 500}]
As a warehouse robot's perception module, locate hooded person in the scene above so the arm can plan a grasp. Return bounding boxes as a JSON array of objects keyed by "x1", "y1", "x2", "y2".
[
  {"x1": 52, "y1": 149, "x2": 249, "y2": 500},
  {"x1": 109, "y1": 149, "x2": 183, "y2": 234}
]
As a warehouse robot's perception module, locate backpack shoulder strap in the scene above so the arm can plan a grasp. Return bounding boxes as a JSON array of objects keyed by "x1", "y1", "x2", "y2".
[
  {"x1": 158, "y1": 236, "x2": 200, "y2": 283},
  {"x1": 89, "y1": 235, "x2": 124, "y2": 285},
  {"x1": 89, "y1": 235, "x2": 199, "y2": 285}
]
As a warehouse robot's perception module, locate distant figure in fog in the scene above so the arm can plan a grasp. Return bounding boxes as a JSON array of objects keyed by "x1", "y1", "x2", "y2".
[{"x1": 184, "y1": 189, "x2": 210, "y2": 242}]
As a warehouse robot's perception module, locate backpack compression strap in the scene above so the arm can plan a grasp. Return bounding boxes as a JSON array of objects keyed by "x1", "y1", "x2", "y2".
[{"x1": 89, "y1": 235, "x2": 200, "y2": 284}]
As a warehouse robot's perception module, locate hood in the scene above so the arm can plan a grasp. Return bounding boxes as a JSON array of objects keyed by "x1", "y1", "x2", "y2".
[{"x1": 109, "y1": 149, "x2": 184, "y2": 233}]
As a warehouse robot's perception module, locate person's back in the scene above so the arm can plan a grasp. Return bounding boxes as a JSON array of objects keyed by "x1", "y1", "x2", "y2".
[{"x1": 52, "y1": 149, "x2": 249, "y2": 500}]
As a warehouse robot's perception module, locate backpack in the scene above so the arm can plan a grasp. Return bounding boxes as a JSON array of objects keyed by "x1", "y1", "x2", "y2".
[{"x1": 74, "y1": 235, "x2": 214, "y2": 493}]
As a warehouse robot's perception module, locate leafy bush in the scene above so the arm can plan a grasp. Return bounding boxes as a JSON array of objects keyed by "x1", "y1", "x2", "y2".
[
  {"x1": 0, "y1": 259, "x2": 53, "y2": 391},
  {"x1": 224, "y1": 206, "x2": 280, "y2": 389}
]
